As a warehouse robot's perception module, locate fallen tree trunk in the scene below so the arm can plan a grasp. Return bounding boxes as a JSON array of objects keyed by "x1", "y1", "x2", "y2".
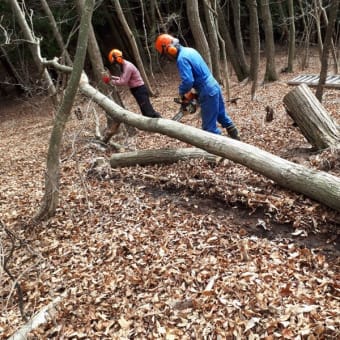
[
  {"x1": 283, "y1": 84, "x2": 340, "y2": 150},
  {"x1": 79, "y1": 74, "x2": 340, "y2": 212},
  {"x1": 110, "y1": 148, "x2": 222, "y2": 168}
]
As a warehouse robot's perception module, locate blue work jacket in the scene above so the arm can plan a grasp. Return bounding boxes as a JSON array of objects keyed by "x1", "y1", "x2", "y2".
[{"x1": 176, "y1": 46, "x2": 218, "y2": 98}]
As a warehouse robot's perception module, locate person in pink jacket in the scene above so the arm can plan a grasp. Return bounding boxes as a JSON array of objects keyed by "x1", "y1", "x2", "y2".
[{"x1": 103, "y1": 49, "x2": 161, "y2": 118}]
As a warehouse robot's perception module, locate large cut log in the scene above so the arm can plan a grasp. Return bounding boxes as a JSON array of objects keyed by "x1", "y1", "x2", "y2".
[
  {"x1": 110, "y1": 148, "x2": 221, "y2": 168},
  {"x1": 79, "y1": 74, "x2": 340, "y2": 212},
  {"x1": 283, "y1": 84, "x2": 340, "y2": 150}
]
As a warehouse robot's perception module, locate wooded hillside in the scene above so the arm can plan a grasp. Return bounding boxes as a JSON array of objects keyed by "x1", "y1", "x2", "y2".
[{"x1": 0, "y1": 0, "x2": 339, "y2": 338}]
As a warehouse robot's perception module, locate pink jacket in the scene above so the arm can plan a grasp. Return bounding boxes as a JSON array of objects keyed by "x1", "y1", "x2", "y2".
[{"x1": 110, "y1": 60, "x2": 144, "y2": 88}]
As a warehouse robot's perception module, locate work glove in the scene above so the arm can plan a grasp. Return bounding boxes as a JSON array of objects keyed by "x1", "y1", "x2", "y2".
[
  {"x1": 181, "y1": 89, "x2": 198, "y2": 102},
  {"x1": 102, "y1": 75, "x2": 111, "y2": 84},
  {"x1": 226, "y1": 125, "x2": 241, "y2": 140}
]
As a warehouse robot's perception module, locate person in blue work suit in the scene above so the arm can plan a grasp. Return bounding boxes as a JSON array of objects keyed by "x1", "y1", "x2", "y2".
[{"x1": 155, "y1": 33, "x2": 240, "y2": 140}]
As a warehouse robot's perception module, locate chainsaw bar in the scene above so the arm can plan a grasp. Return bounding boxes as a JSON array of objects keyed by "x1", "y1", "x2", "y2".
[{"x1": 172, "y1": 111, "x2": 184, "y2": 121}]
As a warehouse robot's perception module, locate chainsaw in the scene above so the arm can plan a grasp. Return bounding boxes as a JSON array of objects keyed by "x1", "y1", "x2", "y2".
[{"x1": 172, "y1": 91, "x2": 199, "y2": 122}]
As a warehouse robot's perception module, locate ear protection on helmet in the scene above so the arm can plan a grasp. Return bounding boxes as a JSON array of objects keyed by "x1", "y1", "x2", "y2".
[
  {"x1": 108, "y1": 49, "x2": 123, "y2": 64},
  {"x1": 114, "y1": 55, "x2": 123, "y2": 64},
  {"x1": 166, "y1": 38, "x2": 179, "y2": 57}
]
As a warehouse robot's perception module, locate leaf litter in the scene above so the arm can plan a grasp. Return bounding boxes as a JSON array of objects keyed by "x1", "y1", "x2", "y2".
[{"x1": 0, "y1": 54, "x2": 339, "y2": 338}]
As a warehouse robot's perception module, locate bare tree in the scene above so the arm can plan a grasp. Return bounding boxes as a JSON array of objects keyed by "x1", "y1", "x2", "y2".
[
  {"x1": 260, "y1": 0, "x2": 279, "y2": 81},
  {"x1": 217, "y1": 2, "x2": 247, "y2": 81},
  {"x1": 316, "y1": 0, "x2": 339, "y2": 101},
  {"x1": 40, "y1": 0, "x2": 72, "y2": 66},
  {"x1": 35, "y1": 0, "x2": 95, "y2": 220},
  {"x1": 8, "y1": 0, "x2": 56, "y2": 100},
  {"x1": 246, "y1": 0, "x2": 260, "y2": 99},
  {"x1": 313, "y1": 0, "x2": 324, "y2": 62},
  {"x1": 202, "y1": 0, "x2": 222, "y2": 83},
  {"x1": 317, "y1": 0, "x2": 339, "y2": 73},
  {"x1": 75, "y1": 0, "x2": 123, "y2": 141},
  {"x1": 276, "y1": 0, "x2": 289, "y2": 44},
  {"x1": 186, "y1": 0, "x2": 212, "y2": 69},
  {"x1": 211, "y1": 0, "x2": 230, "y2": 94},
  {"x1": 287, "y1": 0, "x2": 296, "y2": 72},
  {"x1": 231, "y1": 0, "x2": 249, "y2": 76},
  {"x1": 297, "y1": 0, "x2": 311, "y2": 70}
]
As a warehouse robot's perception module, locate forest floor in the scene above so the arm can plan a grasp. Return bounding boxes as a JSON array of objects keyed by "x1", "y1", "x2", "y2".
[{"x1": 0, "y1": 52, "x2": 339, "y2": 339}]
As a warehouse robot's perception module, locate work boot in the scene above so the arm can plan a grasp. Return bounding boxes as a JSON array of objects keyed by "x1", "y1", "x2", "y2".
[{"x1": 226, "y1": 125, "x2": 241, "y2": 140}]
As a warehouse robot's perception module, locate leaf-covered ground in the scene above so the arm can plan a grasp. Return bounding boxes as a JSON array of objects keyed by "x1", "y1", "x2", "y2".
[{"x1": 1, "y1": 53, "x2": 339, "y2": 339}]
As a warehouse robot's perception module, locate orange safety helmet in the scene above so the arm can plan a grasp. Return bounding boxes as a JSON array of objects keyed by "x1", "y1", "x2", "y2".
[
  {"x1": 108, "y1": 49, "x2": 123, "y2": 64},
  {"x1": 155, "y1": 34, "x2": 179, "y2": 57}
]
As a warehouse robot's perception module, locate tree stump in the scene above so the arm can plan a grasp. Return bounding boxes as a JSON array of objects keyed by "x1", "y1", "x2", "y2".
[{"x1": 283, "y1": 84, "x2": 340, "y2": 150}]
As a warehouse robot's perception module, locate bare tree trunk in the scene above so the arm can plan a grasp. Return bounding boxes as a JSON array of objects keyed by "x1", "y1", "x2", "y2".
[
  {"x1": 138, "y1": 0, "x2": 154, "y2": 74},
  {"x1": 186, "y1": 0, "x2": 212, "y2": 69},
  {"x1": 125, "y1": 1, "x2": 147, "y2": 63},
  {"x1": 75, "y1": 0, "x2": 123, "y2": 141},
  {"x1": 246, "y1": 0, "x2": 260, "y2": 99},
  {"x1": 297, "y1": 0, "x2": 311, "y2": 70},
  {"x1": 316, "y1": 0, "x2": 339, "y2": 101},
  {"x1": 284, "y1": 84, "x2": 340, "y2": 150},
  {"x1": 202, "y1": 0, "x2": 222, "y2": 83},
  {"x1": 260, "y1": 0, "x2": 279, "y2": 82},
  {"x1": 287, "y1": 0, "x2": 296, "y2": 72},
  {"x1": 111, "y1": 0, "x2": 156, "y2": 96},
  {"x1": 313, "y1": 0, "x2": 324, "y2": 62},
  {"x1": 276, "y1": 0, "x2": 289, "y2": 44},
  {"x1": 217, "y1": 3, "x2": 248, "y2": 81},
  {"x1": 213, "y1": 1, "x2": 230, "y2": 96},
  {"x1": 101, "y1": 3, "x2": 126, "y2": 52},
  {"x1": 79, "y1": 79, "x2": 340, "y2": 212},
  {"x1": 40, "y1": 0, "x2": 72, "y2": 66},
  {"x1": 317, "y1": 0, "x2": 339, "y2": 74},
  {"x1": 35, "y1": 0, "x2": 95, "y2": 221},
  {"x1": 8, "y1": 0, "x2": 56, "y2": 99},
  {"x1": 231, "y1": 0, "x2": 249, "y2": 75}
]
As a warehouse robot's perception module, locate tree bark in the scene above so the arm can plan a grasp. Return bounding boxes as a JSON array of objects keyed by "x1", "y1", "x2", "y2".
[
  {"x1": 213, "y1": 1, "x2": 230, "y2": 95},
  {"x1": 283, "y1": 84, "x2": 340, "y2": 150},
  {"x1": 246, "y1": 0, "x2": 260, "y2": 99},
  {"x1": 315, "y1": 0, "x2": 339, "y2": 101},
  {"x1": 231, "y1": 0, "x2": 249, "y2": 76},
  {"x1": 313, "y1": 0, "x2": 324, "y2": 62},
  {"x1": 260, "y1": 0, "x2": 279, "y2": 81},
  {"x1": 35, "y1": 0, "x2": 95, "y2": 221},
  {"x1": 79, "y1": 77, "x2": 340, "y2": 212},
  {"x1": 110, "y1": 148, "x2": 221, "y2": 168},
  {"x1": 276, "y1": 0, "x2": 289, "y2": 44},
  {"x1": 297, "y1": 0, "x2": 311, "y2": 70},
  {"x1": 75, "y1": 0, "x2": 123, "y2": 141},
  {"x1": 317, "y1": 0, "x2": 338, "y2": 74},
  {"x1": 186, "y1": 0, "x2": 212, "y2": 69},
  {"x1": 287, "y1": 0, "x2": 296, "y2": 72},
  {"x1": 40, "y1": 0, "x2": 73, "y2": 66},
  {"x1": 217, "y1": 3, "x2": 248, "y2": 81},
  {"x1": 8, "y1": 0, "x2": 56, "y2": 99},
  {"x1": 202, "y1": 0, "x2": 221, "y2": 83}
]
